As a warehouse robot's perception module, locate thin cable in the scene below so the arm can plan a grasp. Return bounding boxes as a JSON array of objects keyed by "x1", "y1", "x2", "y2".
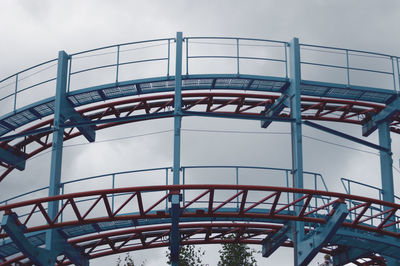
[
  {"x1": 28, "y1": 129, "x2": 174, "y2": 161},
  {"x1": 182, "y1": 128, "x2": 379, "y2": 156},
  {"x1": 302, "y1": 135, "x2": 379, "y2": 156},
  {"x1": 182, "y1": 128, "x2": 290, "y2": 135}
]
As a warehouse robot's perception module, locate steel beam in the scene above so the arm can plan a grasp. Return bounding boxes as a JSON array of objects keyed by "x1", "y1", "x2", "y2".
[
  {"x1": 303, "y1": 120, "x2": 388, "y2": 152},
  {"x1": 46, "y1": 50, "x2": 69, "y2": 253},
  {"x1": 289, "y1": 37, "x2": 305, "y2": 266},
  {"x1": 170, "y1": 31, "x2": 183, "y2": 266},
  {"x1": 362, "y1": 96, "x2": 400, "y2": 137},
  {"x1": 332, "y1": 247, "x2": 370, "y2": 266},
  {"x1": 260, "y1": 93, "x2": 289, "y2": 128},
  {"x1": 64, "y1": 103, "x2": 96, "y2": 142},
  {"x1": 0, "y1": 145, "x2": 25, "y2": 170},
  {"x1": 261, "y1": 223, "x2": 290, "y2": 257},
  {"x1": 2, "y1": 213, "x2": 52, "y2": 265},
  {"x1": 297, "y1": 202, "x2": 348, "y2": 266}
]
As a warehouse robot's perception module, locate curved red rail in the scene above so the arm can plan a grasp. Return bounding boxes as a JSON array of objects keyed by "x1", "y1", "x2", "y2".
[{"x1": 1, "y1": 92, "x2": 398, "y2": 182}]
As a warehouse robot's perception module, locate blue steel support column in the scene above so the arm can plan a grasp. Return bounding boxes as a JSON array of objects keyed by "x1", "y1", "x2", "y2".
[
  {"x1": 378, "y1": 121, "x2": 398, "y2": 266},
  {"x1": 46, "y1": 51, "x2": 69, "y2": 259},
  {"x1": 289, "y1": 38, "x2": 304, "y2": 265},
  {"x1": 170, "y1": 32, "x2": 183, "y2": 265}
]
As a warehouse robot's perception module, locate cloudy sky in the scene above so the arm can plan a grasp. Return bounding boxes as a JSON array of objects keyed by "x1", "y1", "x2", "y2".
[{"x1": 1, "y1": 0, "x2": 400, "y2": 265}]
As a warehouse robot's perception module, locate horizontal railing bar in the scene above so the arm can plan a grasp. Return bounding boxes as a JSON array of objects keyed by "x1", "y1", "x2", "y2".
[
  {"x1": 300, "y1": 43, "x2": 393, "y2": 58},
  {"x1": 62, "y1": 167, "x2": 172, "y2": 185},
  {"x1": 341, "y1": 177, "x2": 383, "y2": 192},
  {"x1": 0, "y1": 58, "x2": 58, "y2": 84},
  {"x1": 16, "y1": 77, "x2": 57, "y2": 95},
  {"x1": 185, "y1": 36, "x2": 288, "y2": 45},
  {"x1": 188, "y1": 55, "x2": 286, "y2": 63},
  {"x1": 301, "y1": 61, "x2": 394, "y2": 75},
  {"x1": 0, "y1": 186, "x2": 49, "y2": 205},
  {"x1": 70, "y1": 58, "x2": 168, "y2": 76},
  {"x1": 70, "y1": 38, "x2": 175, "y2": 57}
]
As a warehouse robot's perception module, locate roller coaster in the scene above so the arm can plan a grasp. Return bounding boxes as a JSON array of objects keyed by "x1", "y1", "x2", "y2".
[{"x1": 1, "y1": 32, "x2": 400, "y2": 265}]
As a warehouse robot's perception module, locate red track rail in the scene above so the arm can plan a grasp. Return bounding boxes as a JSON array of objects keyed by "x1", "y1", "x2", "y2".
[
  {"x1": 1, "y1": 185, "x2": 399, "y2": 238},
  {"x1": 1, "y1": 92, "x2": 399, "y2": 182},
  {"x1": 1, "y1": 185, "x2": 393, "y2": 265}
]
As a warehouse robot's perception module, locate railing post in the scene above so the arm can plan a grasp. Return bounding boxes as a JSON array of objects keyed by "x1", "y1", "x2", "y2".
[
  {"x1": 186, "y1": 38, "x2": 189, "y2": 75},
  {"x1": 346, "y1": 50, "x2": 350, "y2": 86},
  {"x1": 236, "y1": 167, "x2": 239, "y2": 209},
  {"x1": 289, "y1": 37, "x2": 305, "y2": 266},
  {"x1": 167, "y1": 39, "x2": 171, "y2": 77},
  {"x1": 13, "y1": 74, "x2": 18, "y2": 112},
  {"x1": 391, "y1": 57, "x2": 396, "y2": 92},
  {"x1": 236, "y1": 38, "x2": 240, "y2": 75},
  {"x1": 46, "y1": 50, "x2": 69, "y2": 260},
  {"x1": 116, "y1": 45, "x2": 120, "y2": 84},
  {"x1": 112, "y1": 174, "x2": 115, "y2": 213}
]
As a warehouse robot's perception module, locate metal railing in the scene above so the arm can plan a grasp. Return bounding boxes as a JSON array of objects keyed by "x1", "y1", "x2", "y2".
[
  {"x1": 1, "y1": 35, "x2": 398, "y2": 119},
  {"x1": 0, "y1": 165, "x2": 327, "y2": 222}
]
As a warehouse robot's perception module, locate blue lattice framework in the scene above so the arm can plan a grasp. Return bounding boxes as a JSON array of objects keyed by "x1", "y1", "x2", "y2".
[{"x1": 0, "y1": 33, "x2": 400, "y2": 265}]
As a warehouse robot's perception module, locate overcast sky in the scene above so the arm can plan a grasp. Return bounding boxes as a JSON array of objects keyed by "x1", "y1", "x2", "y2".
[{"x1": 1, "y1": 1, "x2": 400, "y2": 265}]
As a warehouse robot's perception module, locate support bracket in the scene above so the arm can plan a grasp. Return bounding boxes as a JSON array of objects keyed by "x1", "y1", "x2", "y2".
[
  {"x1": 362, "y1": 96, "x2": 400, "y2": 137},
  {"x1": 2, "y1": 213, "x2": 89, "y2": 266},
  {"x1": 0, "y1": 144, "x2": 26, "y2": 171},
  {"x1": 63, "y1": 102, "x2": 96, "y2": 142},
  {"x1": 260, "y1": 93, "x2": 289, "y2": 128},
  {"x1": 332, "y1": 247, "x2": 370, "y2": 266},
  {"x1": 297, "y1": 202, "x2": 348, "y2": 266},
  {"x1": 262, "y1": 223, "x2": 291, "y2": 257}
]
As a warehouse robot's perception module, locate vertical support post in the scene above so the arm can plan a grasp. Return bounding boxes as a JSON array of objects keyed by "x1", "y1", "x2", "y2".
[
  {"x1": 391, "y1": 57, "x2": 396, "y2": 92},
  {"x1": 378, "y1": 121, "x2": 397, "y2": 266},
  {"x1": 284, "y1": 43, "x2": 288, "y2": 79},
  {"x1": 379, "y1": 121, "x2": 394, "y2": 204},
  {"x1": 46, "y1": 51, "x2": 69, "y2": 258},
  {"x1": 170, "y1": 32, "x2": 183, "y2": 266},
  {"x1": 289, "y1": 38, "x2": 304, "y2": 266}
]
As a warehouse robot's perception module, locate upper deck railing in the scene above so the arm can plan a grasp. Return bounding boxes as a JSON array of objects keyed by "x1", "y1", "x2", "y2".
[{"x1": 0, "y1": 36, "x2": 399, "y2": 118}]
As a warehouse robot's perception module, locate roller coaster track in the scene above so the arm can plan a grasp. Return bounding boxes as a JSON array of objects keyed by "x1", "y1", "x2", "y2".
[{"x1": 1, "y1": 34, "x2": 400, "y2": 265}]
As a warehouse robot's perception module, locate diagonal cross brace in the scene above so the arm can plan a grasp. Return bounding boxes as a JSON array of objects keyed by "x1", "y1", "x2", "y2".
[
  {"x1": 362, "y1": 96, "x2": 400, "y2": 137},
  {"x1": 297, "y1": 202, "x2": 348, "y2": 266},
  {"x1": 261, "y1": 223, "x2": 291, "y2": 257},
  {"x1": 261, "y1": 93, "x2": 289, "y2": 128},
  {"x1": 2, "y1": 213, "x2": 89, "y2": 266},
  {"x1": 63, "y1": 102, "x2": 96, "y2": 142}
]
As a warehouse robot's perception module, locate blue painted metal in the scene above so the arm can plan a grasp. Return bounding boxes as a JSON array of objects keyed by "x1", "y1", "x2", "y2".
[
  {"x1": 2, "y1": 213, "x2": 52, "y2": 265},
  {"x1": 304, "y1": 120, "x2": 389, "y2": 152},
  {"x1": 297, "y1": 202, "x2": 348, "y2": 266},
  {"x1": 0, "y1": 145, "x2": 25, "y2": 170},
  {"x1": 170, "y1": 32, "x2": 183, "y2": 266},
  {"x1": 332, "y1": 247, "x2": 370, "y2": 265},
  {"x1": 261, "y1": 223, "x2": 290, "y2": 257},
  {"x1": 46, "y1": 50, "x2": 69, "y2": 255},
  {"x1": 63, "y1": 103, "x2": 96, "y2": 142},
  {"x1": 289, "y1": 37, "x2": 305, "y2": 265},
  {"x1": 260, "y1": 93, "x2": 289, "y2": 128},
  {"x1": 363, "y1": 96, "x2": 400, "y2": 137},
  {"x1": 379, "y1": 121, "x2": 394, "y2": 205}
]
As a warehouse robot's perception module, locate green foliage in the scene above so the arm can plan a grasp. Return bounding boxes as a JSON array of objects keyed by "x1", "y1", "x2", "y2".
[
  {"x1": 117, "y1": 253, "x2": 146, "y2": 266},
  {"x1": 217, "y1": 234, "x2": 258, "y2": 266},
  {"x1": 166, "y1": 244, "x2": 206, "y2": 266}
]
